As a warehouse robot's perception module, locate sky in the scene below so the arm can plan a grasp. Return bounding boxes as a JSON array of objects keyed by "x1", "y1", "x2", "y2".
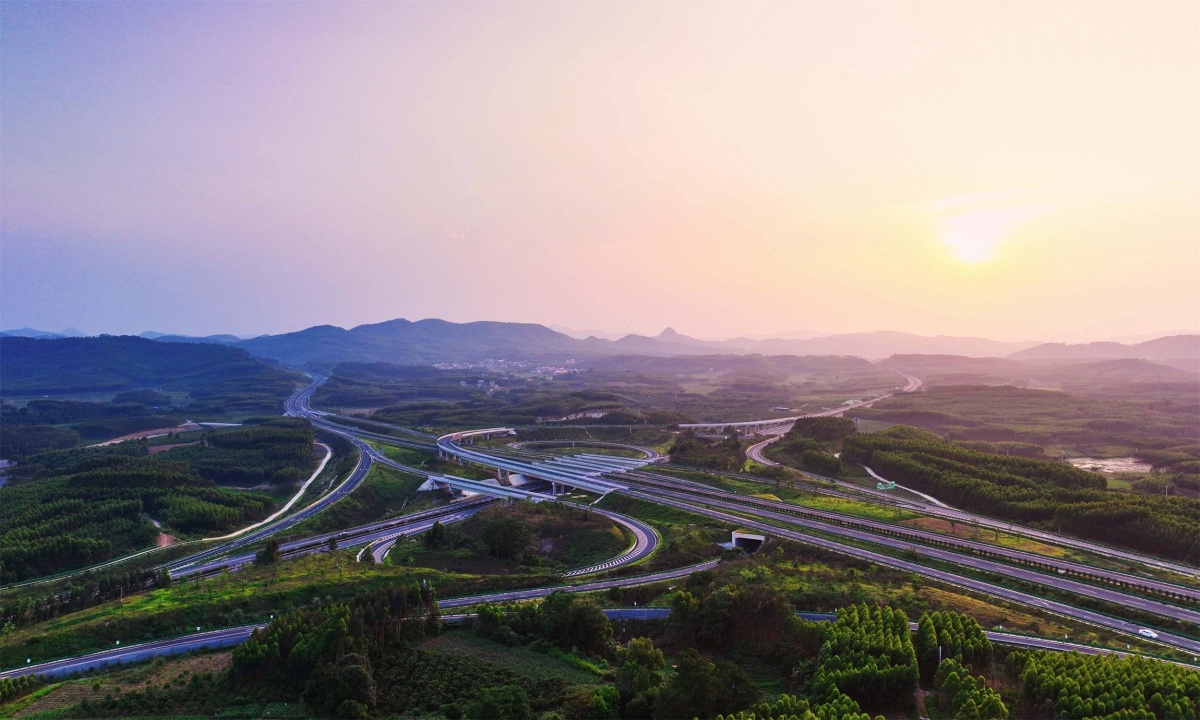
[{"x1": 2, "y1": 1, "x2": 1197, "y2": 343}]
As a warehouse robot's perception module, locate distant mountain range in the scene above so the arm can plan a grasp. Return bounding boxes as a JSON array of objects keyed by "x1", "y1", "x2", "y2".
[
  {"x1": 1010, "y1": 335, "x2": 1200, "y2": 362},
  {"x1": 0, "y1": 326, "x2": 85, "y2": 339},
  {"x1": 138, "y1": 331, "x2": 245, "y2": 345},
  {"x1": 5, "y1": 319, "x2": 1197, "y2": 368}
]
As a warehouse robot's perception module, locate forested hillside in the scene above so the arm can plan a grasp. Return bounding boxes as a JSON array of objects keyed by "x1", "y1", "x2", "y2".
[
  {"x1": 0, "y1": 419, "x2": 314, "y2": 581},
  {"x1": 849, "y1": 384, "x2": 1199, "y2": 455},
  {"x1": 0, "y1": 455, "x2": 275, "y2": 582},
  {"x1": 159, "y1": 418, "x2": 315, "y2": 487},
  {"x1": 0, "y1": 335, "x2": 298, "y2": 396},
  {"x1": 842, "y1": 426, "x2": 1200, "y2": 563},
  {"x1": 0, "y1": 336, "x2": 303, "y2": 457}
]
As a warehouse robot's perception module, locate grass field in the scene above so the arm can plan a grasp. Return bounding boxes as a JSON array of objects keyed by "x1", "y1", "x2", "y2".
[
  {"x1": 594, "y1": 494, "x2": 727, "y2": 571},
  {"x1": 402, "y1": 502, "x2": 629, "y2": 574},
  {"x1": 419, "y1": 629, "x2": 602, "y2": 684}
]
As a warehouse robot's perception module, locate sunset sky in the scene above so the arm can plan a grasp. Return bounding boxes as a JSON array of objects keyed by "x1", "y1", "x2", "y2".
[{"x1": 2, "y1": 1, "x2": 1197, "y2": 342}]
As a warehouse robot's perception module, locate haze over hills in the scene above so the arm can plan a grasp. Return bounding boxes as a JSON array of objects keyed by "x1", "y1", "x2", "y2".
[
  {"x1": 234, "y1": 320, "x2": 1057, "y2": 366},
  {"x1": 6, "y1": 318, "x2": 1199, "y2": 368},
  {"x1": 0, "y1": 327, "x2": 86, "y2": 339},
  {"x1": 1011, "y1": 335, "x2": 1200, "y2": 362}
]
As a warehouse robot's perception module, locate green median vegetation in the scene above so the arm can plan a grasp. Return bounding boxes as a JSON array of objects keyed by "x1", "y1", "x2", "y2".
[
  {"x1": 668, "y1": 429, "x2": 746, "y2": 472},
  {"x1": 405, "y1": 501, "x2": 628, "y2": 574}
]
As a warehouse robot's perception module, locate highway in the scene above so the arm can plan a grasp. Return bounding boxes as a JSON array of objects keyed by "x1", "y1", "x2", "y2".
[
  {"x1": 201, "y1": 442, "x2": 334, "y2": 542},
  {"x1": 325, "y1": 378, "x2": 1200, "y2": 651},
  {"x1": 365, "y1": 443, "x2": 660, "y2": 574},
  {"x1": 11, "y1": 368, "x2": 1199, "y2": 682},
  {"x1": 511, "y1": 440, "x2": 663, "y2": 460},
  {"x1": 0, "y1": 561, "x2": 720, "y2": 681},
  {"x1": 619, "y1": 470, "x2": 1200, "y2": 604},
  {"x1": 175, "y1": 499, "x2": 493, "y2": 578},
  {"x1": 165, "y1": 376, "x2": 377, "y2": 575},
  {"x1": 681, "y1": 370, "x2": 922, "y2": 437},
  {"x1": 699, "y1": 462, "x2": 1200, "y2": 581},
  {"x1": 617, "y1": 478, "x2": 1200, "y2": 626},
  {"x1": 613, "y1": 487, "x2": 1200, "y2": 655},
  {"x1": 562, "y1": 507, "x2": 659, "y2": 577},
  {"x1": 730, "y1": 376, "x2": 1199, "y2": 581},
  {"x1": 437, "y1": 429, "x2": 635, "y2": 495},
  {"x1": 360, "y1": 503, "x2": 490, "y2": 564}
]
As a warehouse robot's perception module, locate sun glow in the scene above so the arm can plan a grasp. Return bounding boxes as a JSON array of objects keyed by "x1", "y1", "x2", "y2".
[{"x1": 936, "y1": 207, "x2": 1041, "y2": 264}]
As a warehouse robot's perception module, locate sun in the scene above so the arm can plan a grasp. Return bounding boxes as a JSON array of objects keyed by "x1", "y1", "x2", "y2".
[{"x1": 936, "y1": 206, "x2": 1039, "y2": 264}]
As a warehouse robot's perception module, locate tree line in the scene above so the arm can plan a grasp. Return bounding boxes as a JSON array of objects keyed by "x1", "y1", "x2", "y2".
[
  {"x1": 1010, "y1": 649, "x2": 1199, "y2": 719},
  {"x1": 0, "y1": 455, "x2": 274, "y2": 581},
  {"x1": 842, "y1": 426, "x2": 1200, "y2": 563},
  {"x1": 915, "y1": 610, "x2": 993, "y2": 683}
]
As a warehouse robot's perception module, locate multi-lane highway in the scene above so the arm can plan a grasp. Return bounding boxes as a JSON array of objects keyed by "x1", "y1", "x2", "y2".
[
  {"x1": 510, "y1": 440, "x2": 663, "y2": 460},
  {"x1": 704, "y1": 462, "x2": 1200, "y2": 581},
  {"x1": 612, "y1": 486, "x2": 1200, "y2": 654},
  {"x1": 0, "y1": 560, "x2": 720, "y2": 681},
  {"x1": 619, "y1": 470, "x2": 1200, "y2": 604},
  {"x1": 617, "y1": 475, "x2": 1200, "y2": 626},
  {"x1": 175, "y1": 499, "x2": 493, "y2": 578}
]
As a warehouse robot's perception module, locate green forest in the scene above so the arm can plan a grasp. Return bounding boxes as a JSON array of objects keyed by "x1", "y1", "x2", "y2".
[
  {"x1": 1011, "y1": 650, "x2": 1198, "y2": 719},
  {"x1": 0, "y1": 420, "x2": 315, "y2": 581},
  {"x1": 158, "y1": 417, "x2": 315, "y2": 487},
  {"x1": 841, "y1": 426, "x2": 1200, "y2": 563},
  {"x1": 669, "y1": 430, "x2": 747, "y2": 472},
  {"x1": 0, "y1": 455, "x2": 276, "y2": 581}
]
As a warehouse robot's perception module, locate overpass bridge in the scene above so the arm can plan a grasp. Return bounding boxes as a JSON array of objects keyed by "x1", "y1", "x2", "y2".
[
  {"x1": 437, "y1": 429, "x2": 647, "y2": 495},
  {"x1": 678, "y1": 371, "x2": 923, "y2": 437},
  {"x1": 678, "y1": 394, "x2": 893, "y2": 436}
]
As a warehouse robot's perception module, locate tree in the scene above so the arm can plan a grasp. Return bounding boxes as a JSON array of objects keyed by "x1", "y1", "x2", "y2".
[
  {"x1": 566, "y1": 597, "x2": 612, "y2": 655},
  {"x1": 474, "y1": 602, "x2": 504, "y2": 638},
  {"x1": 424, "y1": 521, "x2": 449, "y2": 550},
  {"x1": 481, "y1": 517, "x2": 532, "y2": 561},
  {"x1": 563, "y1": 685, "x2": 620, "y2": 720},
  {"x1": 303, "y1": 653, "x2": 377, "y2": 715},
  {"x1": 465, "y1": 684, "x2": 533, "y2": 720},
  {"x1": 255, "y1": 538, "x2": 281, "y2": 565},
  {"x1": 616, "y1": 637, "x2": 666, "y2": 704},
  {"x1": 655, "y1": 649, "x2": 719, "y2": 719}
]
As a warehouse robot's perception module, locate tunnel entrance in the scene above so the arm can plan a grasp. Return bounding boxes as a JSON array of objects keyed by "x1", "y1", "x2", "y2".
[{"x1": 731, "y1": 531, "x2": 766, "y2": 552}]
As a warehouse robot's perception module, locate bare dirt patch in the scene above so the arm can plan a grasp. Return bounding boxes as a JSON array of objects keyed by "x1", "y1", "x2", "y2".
[
  {"x1": 148, "y1": 441, "x2": 200, "y2": 454},
  {"x1": 90, "y1": 423, "x2": 202, "y2": 447},
  {"x1": 155, "y1": 532, "x2": 178, "y2": 547}
]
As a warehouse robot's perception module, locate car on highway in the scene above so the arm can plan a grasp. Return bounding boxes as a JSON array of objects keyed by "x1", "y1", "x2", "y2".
[{"x1": 1138, "y1": 628, "x2": 1159, "y2": 639}]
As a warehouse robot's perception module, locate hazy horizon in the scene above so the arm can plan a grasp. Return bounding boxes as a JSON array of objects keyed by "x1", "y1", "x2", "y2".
[{"x1": 3, "y1": 2, "x2": 1198, "y2": 343}]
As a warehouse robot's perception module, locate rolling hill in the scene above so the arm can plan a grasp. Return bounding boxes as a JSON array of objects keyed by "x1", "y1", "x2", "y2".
[{"x1": 0, "y1": 335, "x2": 300, "y2": 396}]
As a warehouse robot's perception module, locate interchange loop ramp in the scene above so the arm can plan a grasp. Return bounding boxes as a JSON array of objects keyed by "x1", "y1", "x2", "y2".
[{"x1": 437, "y1": 429, "x2": 651, "y2": 495}]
